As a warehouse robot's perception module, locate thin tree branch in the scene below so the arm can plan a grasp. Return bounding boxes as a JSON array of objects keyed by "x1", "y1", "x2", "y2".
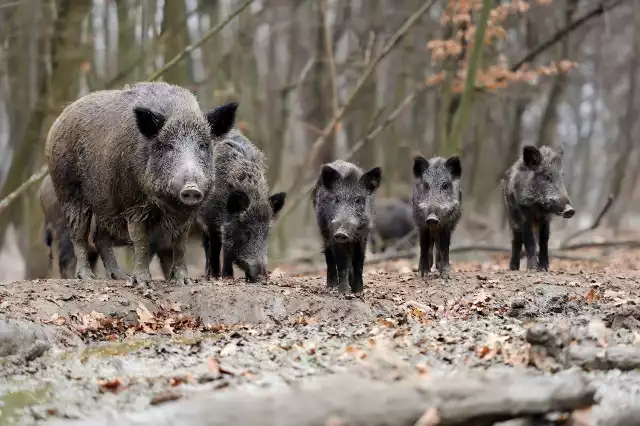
[
  {"x1": 146, "y1": 0, "x2": 254, "y2": 82},
  {"x1": 510, "y1": 0, "x2": 623, "y2": 72},
  {"x1": 560, "y1": 194, "x2": 614, "y2": 248},
  {"x1": 0, "y1": 165, "x2": 47, "y2": 216},
  {"x1": 285, "y1": 0, "x2": 437, "y2": 195}
]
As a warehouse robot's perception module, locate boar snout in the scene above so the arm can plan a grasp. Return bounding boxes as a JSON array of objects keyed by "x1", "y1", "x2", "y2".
[
  {"x1": 179, "y1": 183, "x2": 204, "y2": 206},
  {"x1": 561, "y1": 203, "x2": 575, "y2": 219},
  {"x1": 331, "y1": 217, "x2": 357, "y2": 243},
  {"x1": 426, "y1": 212, "x2": 439, "y2": 226},
  {"x1": 240, "y1": 258, "x2": 268, "y2": 283}
]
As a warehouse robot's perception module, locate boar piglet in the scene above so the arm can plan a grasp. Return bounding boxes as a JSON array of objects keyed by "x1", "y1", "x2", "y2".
[
  {"x1": 312, "y1": 160, "x2": 382, "y2": 294},
  {"x1": 370, "y1": 198, "x2": 417, "y2": 254},
  {"x1": 412, "y1": 155, "x2": 462, "y2": 279},
  {"x1": 199, "y1": 128, "x2": 286, "y2": 283},
  {"x1": 502, "y1": 145, "x2": 575, "y2": 271},
  {"x1": 45, "y1": 82, "x2": 238, "y2": 286}
]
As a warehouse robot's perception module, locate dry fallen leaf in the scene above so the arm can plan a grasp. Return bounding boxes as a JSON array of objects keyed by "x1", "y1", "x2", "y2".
[
  {"x1": 136, "y1": 302, "x2": 156, "y2": 324},
  {"x1": 377, "y1": 318, "x2": 395, "y2": 328},
  {"x1": 97, "y1": 378, "x2": 125, "y2": 393},
  {"x1": 42, "y1": 313, "x2": 67, "y2": 326},
  {"x1": 414, "y1": 407, "x2": 441, "y2": 426},
  {"x1": 585, "y1": 287, "x2": 600, "y2": 304}
]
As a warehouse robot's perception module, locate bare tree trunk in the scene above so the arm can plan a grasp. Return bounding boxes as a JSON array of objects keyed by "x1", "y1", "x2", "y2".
[
  {"x1": 0, "y1": 0, "x2": 92, "y2": 278},
  {"x1": 535, "y1": 0, "x2": 578, "y2": 148},
  {"x1": 161, "y1": 0, "x2": 190, "y2": 85},
  {"x1": 608, "y1": 0, "x2": 640, "y2": 232}
]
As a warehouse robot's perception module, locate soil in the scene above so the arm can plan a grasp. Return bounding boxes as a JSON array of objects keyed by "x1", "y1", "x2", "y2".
[{"x1": 1, "y1": 251, "x2": 640, "y2": 425}]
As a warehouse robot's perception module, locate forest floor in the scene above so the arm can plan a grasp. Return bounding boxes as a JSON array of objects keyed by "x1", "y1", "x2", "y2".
[{"x1": 1, "y1": 248, "x2": 640, "y2": 425}]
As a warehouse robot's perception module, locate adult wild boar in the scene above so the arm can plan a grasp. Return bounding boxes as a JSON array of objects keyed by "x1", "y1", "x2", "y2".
[
  {"x1": 199, "y1": 129, "x2": 286, "y2": 283},
  {"x1": 39, "y1": 174, "x2": 178, "y2": 279},
  {"x1": 502, "y1": 145, "x2": 575, "y2": 271},
  {"x1": 45, "y1": 82, "x2": 238, "y2": 286},
  {"x1": 412, "y1": 155, "x2": 462, "y2": 279},
  {"x1": 312, "y1": 160, "x2": 382, "y2": 294}
]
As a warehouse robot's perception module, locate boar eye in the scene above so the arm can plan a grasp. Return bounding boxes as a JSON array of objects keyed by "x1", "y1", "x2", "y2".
[
  {"x1": 165, "y1": 144, "x2": 175, "y2": 152},
  {"x1": 355, "y1": 197, "x2": 365, "y2": 205},
  {"x1": 423, "y1": 183, "x2": 430, "y2": 191},
  {"x1": 333, "y1": 196, "x2": 339, "y2": 204},
  {"x1": 199, "y1": 142, "x2": 209, "y2": 151},
  {"x1": 441, "y1": 182, "x2": 451, "y2": 191}
]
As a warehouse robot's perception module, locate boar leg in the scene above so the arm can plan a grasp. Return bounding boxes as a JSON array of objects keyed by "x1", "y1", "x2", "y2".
[
  {"x1": 157, "y1": 249, "x2": 174, "y2": 280},
  {"x1": 68, "y1": 208, "x2": 96, "y2": 280},
  {"x1": 94, "y1": 225, "x2": 129, "y2": 280},
  {"x1": 418, "y1": 228, "x2": 432, "y2": 278},
  {"x1": 324, "y1": 246, "x2": 338, "y2": 288},
  {"x1": 333, "y1": 244, "x2": 351, "y2": 294},
  {"x1": 509, "y1": 225, "x2": 523, "y2": 271},
  {"x1": 169, "y1": 229, "x2": 192, "y2": 285},
  {"x1": 88, "y1": 250, "x2": 99, "y2": 274},
  {"x1": 350, "y1": 241, "x2": 366, "y2": 293},
  {"x1": 522, "y1": 220, "x2": 538, "y2": 270},
  {"x1": 437, "y1": 229, "x2": 451, "y2": 279},
  {"x1": 222, "y1": 249, "x2": 235, "y2": 279},
  {"x1": 537, "y1": 218, "x2": 550, "y2": 271},
  {"x1": 127, "y1": 221, "x2": 152, "y2": 286},
  {"x1": 204, "y1": 232, "x2": 222, "y2": 279}
]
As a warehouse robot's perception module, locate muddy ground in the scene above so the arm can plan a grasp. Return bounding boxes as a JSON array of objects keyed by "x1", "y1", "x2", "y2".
[{"x1": 1, "y1": 250, "x2": 640, "y2": 425}]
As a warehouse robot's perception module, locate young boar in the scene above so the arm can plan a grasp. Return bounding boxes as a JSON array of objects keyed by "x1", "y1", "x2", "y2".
[
  {"x1": 412, "y1": 155, "x2": 462, "y2": 279},
  {"x1": 198, "y1": 130, "x2": 286, "y2": 283},
  {"x1": 312, "y1": 160, "x2": 382, "y2": 294},
  {"x1": 38, "y1": 174, "x2": 177, "y2": 280},
  {"x1": 370, "y1": 198, "x2": 417, "y2": 254},
  {"x1": 45, "y1": 82, "x2": 238, "y2": 286},
  {"x1": 502, "y1": 145, "x2": 575, "y2": 271}
]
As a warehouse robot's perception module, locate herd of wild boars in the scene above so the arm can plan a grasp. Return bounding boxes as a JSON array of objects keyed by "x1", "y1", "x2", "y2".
[{"x1": 38, "y1": 81, "x2": 575, "y2": 294}]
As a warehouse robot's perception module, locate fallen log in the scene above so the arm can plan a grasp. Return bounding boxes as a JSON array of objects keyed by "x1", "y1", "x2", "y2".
[{"x1": 48, "y1": 371, "x2": 595, "y2": 426}]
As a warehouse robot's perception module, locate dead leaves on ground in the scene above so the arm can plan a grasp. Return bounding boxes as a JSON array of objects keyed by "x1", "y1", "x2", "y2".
[{"x1": 42, "y1": 301, "x2": 202, "y2": 341}]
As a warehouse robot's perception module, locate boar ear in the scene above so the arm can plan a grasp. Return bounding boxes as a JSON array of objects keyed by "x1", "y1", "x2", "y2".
[
  {"x1": 269, "y1": 192, "x2": 287, "y2": 217},
  {"x1": 413, "y1": 156, "x2": 429, "y2": 178},
  {"x1": 556, "y1": 144, "x2": 565, "y2": 158},
  {"x1": 445, "y1": 156, "x2": 462, "y2": 179},
  {"x1": 226, "y1": 190, "x2": 250, "y2": 214},
  {"x1": 320, "y1": 165, "x2": 341, "y2": 190},
  {"x1": 206, "y1": 101, "x2": 239, "y2": 138},
  {"x1": 522, "y1": 145, "x2": 542, "y2": 169},
  {"x1": 134, "y1": 107, "x2": 166, "y2": 140},
  {"x1": 361, "y1": 167, "x2": 382, "y2": 193}
]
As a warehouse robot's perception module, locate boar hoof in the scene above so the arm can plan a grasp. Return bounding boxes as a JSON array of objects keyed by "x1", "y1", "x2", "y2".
[
  {"x1": 526, "y1": 258, "x2": 538, "y2": 271},
  {"x1": 537, "y1": 264, "x2": 549, "y2": 272},
  {"x1": 75, "y1": 266, "x2": 96, "y2": 280},
  {"x1": 508, "y1": 261, "x2": 520, "y2": 271},
  {"x1": 338, "y1": 283, "x2": 350, "y2": 294},
  {"x1": 169, "y1": 268, "x2": 191, "y2": 286},
  {"x1": 107, "y1": 268, "x2": 130, "y2": 281},
  {"x1": 129, "y1": 271, "x2": 152, "y2": 287}
]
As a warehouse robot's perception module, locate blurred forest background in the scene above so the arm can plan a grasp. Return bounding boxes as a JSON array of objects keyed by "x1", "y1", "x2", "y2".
[{"x1": 0, "y1": 0, "x2": 636, "y2": 281}]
